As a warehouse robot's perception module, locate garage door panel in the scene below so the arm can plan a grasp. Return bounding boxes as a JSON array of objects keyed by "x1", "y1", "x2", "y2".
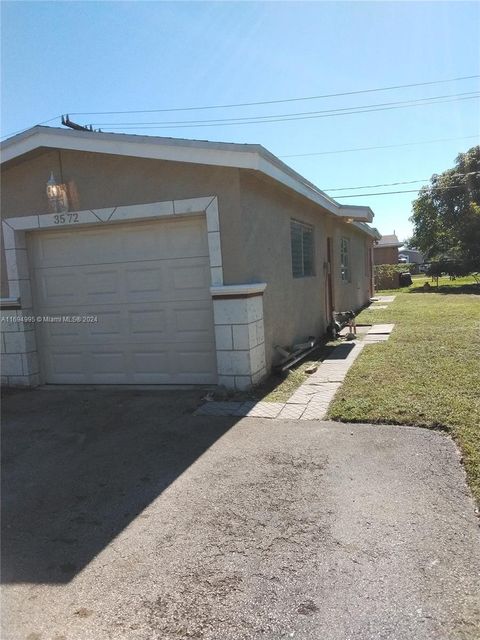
[
  {"x1": 166, "y1": 223, "x2": 208, "y2": 256},
  {"x1": 34, "y1": 259, "x2": 211, "y2": 309},
  {"x1": 34, "y1": 305, "x2": 215, "y2": 346},
  {"x1": 174, "y1": 307, "x2": 214, "y2": 336},
  {"x1": 125, "y1": 267, "x2": 164, "y2": 295},
  {"x1": 90, "y1": 351, "x2": 127, "y2": 374},
  {"x1": 85, "y1": 270, "x2": 119, "y2": 297},
  {"x1": 128, "y1": 308, "x2": 167, "y2": 337},
  {"x1": 47, "y1": 350, "x2": 85, "y2": 377},
  {"x1": 132, "y1": 349, "x2": 170, "y2": 374},
  {"x1": 31, "y1": 229, "x2": 123, "y2": 268},
  {"x1": 44, "y1": 344, "x2": 216, "y2": 384},
  {"x1": 38, "y1": 272, "x2": 79, "y2": 306},
  {"x1": 89, "y1": 311, "x2": 123, "y2": 337},
  {"x1": 170, "y1": 263, "x2": 210, "y2": 292},
  {"x1": 40, "y1": 322, "x2": 82, "y2": 342},
  {"x1": 30, "y1": 218, "x2": 209, "y2": 268},
  {"x1": 29, "y1": 217, "x2": 217, "y2": 384}
]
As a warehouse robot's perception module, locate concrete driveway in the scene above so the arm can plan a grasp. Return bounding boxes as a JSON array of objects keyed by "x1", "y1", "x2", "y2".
[{"x1": 2, "y1": 388, "x2": 480, "y2": 640}]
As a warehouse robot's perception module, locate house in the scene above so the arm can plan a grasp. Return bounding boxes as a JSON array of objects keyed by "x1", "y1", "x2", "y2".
[
  {"x1": 398, "y1": 247, "x2": 424, "y2": 264},
  {"x1": 1, "y1": 126, "x2": 380, "y2": 390},
  {"x1": 373, "y1": 233, "x2": 403, "y2": 265}
]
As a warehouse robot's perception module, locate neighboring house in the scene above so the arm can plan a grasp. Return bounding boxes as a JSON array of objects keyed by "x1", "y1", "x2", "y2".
[
  {"x1": 398, "y1": 247, "x2": 424, "y2": 264},
  {"x1": 373, "y1": 233, "x2": 403, "y2": 264},
  {"x1": 0, "y1": 126, "x2": 380, "y2": 390}
]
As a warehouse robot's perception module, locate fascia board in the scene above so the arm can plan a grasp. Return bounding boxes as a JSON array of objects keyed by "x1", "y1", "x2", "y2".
[
  {"x1": 255, "y1": 155, "x2": 339, "y2": 215},
  {"x1": 1, "y1": 127, "x2": 377, "y2": 228},
  {"x1": 352, "y1": 222, "x2": 382, "y2": 239},
  {"x1": 338, "y1": 204, "x2": 374, "y2": 223},
  {"x1": 1, "y1": 128, "x2": 259, "y2": 169}
]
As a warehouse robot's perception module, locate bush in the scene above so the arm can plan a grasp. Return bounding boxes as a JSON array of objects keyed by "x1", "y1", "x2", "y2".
[
  {"x1": 374, "y1": 264, "x2": 416, "y2": 290},
  {"x1": 426, "y1": 259, "x2": 477, "y2": 279},
  {"x1": 374, "y1": 264, "x2": 416, "y2": 279}
]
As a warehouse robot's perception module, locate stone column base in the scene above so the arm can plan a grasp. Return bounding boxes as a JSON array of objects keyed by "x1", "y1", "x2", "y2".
[{"x1": 211, "y1": 283, "x2": 267, "y2": 391}]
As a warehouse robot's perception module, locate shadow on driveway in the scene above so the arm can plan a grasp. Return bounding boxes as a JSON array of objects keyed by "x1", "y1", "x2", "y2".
[{"x1": 1, "y1": 387, "x2": 235, "y2": 585}]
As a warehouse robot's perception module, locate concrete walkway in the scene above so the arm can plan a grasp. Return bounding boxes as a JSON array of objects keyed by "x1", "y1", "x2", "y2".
[{"x1": 196, "y1": 323, "x2": 395, "y2": 420}]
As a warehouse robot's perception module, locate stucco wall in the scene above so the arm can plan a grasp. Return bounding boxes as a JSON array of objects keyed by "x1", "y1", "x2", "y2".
[
  {"x1": 1, "y1": 149, "x2": 244, "y2": 296},
  {"x1": 1, "y1": 148, "x2": 374, "y2": 379},
  {"x1": 237, "y1": 172, "x2": 372, "y2": 370},
  {"x1": 333, "y1": 225, "x2": 373, "y2": 312}
]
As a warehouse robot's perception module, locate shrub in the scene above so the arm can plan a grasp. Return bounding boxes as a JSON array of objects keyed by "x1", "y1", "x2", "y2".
[
  {"x1": 426, "y1": 259, "x2": 477, "y2": 279},
  {"x1": 374, "y1": 264, "x2": 416, "y2": 290}
]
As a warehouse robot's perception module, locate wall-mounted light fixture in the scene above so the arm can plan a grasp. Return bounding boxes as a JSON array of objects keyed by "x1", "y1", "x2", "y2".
[
  {"x1": 345, "y1": 217, "x2": 354, "y2": 224},
  {"x1": 46, "y1": 172, "x2": 69, "y2": 213}
]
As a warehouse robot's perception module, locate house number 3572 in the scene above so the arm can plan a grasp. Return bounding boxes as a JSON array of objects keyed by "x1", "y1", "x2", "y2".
[{"x1": 53, "y1": 213, "x2": 79, "y2": 224}]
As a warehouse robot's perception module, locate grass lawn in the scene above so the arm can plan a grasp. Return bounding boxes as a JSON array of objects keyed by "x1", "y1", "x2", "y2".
[{"x1": 328, "y1": 275, "x2": 480, "y2": 503}]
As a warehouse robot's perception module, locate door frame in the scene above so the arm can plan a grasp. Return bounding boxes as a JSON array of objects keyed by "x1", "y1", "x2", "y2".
[{"x1": 325, "y1": 236, "x2": 335, "y2": 324}]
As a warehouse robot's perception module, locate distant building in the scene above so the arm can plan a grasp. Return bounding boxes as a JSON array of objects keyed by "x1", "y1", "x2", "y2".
[
  {"x1": 374, "y1": 233, "x2": 403, "y2": 264},
  {"x1": 398, "y1": 248, "x2": 424, "y2": 264}
]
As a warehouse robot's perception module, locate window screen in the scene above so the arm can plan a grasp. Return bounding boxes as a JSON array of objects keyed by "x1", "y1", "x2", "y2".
[
  {"x1": 341, "y1": 237, "x2": 351, "y2": 282},
  {"x1": 291, "y1": 220, "x2": 315, "y2": 278}
]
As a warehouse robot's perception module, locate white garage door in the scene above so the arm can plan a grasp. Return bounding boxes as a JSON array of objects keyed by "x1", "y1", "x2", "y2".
[{"x1": 28, "y1": 216, "x2": 217, "y2": 384}]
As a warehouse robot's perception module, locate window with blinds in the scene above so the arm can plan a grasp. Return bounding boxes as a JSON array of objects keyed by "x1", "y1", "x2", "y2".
[
  {"x1": 291, "y1": 220, "x2": 315, "y2": 278},
  {"x1": 341, "y1": 236, "x2": 351, "y2": 282}
]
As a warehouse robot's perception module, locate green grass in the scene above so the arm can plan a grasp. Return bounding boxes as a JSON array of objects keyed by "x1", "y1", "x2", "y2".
[
  {"x1": 256, "y1": 347, "x2": 332, "y2": 402},
  {"x1": 328, "y1": 275, "x2": 480, "y2": 503}
]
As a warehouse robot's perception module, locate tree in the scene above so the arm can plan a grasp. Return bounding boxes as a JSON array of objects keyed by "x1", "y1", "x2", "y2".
[{"x1": 409, "y1": 146, "x2": 480, "y2": 270}]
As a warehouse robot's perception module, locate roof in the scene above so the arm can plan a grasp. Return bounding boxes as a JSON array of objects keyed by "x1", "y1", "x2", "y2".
[
  {"x1": 0, "y1": 125, "x2": 376, "y2": 228},
  {"x1": 376, "y1": 233, "x2": 403, "y2": 248}
]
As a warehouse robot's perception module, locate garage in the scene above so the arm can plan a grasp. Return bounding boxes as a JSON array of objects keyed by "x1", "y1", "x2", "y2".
[
  {"x1": 28, "y1": 216, "x2": 217, "y2": 384},
  {"x1": 1, "y1": 126, "x2": 376, "y2": 390}
]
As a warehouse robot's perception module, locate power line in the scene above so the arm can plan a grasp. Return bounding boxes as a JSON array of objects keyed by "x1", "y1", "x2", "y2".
[
  {"x1": 0, "y1": 115, "x2": 61, "y2": 140},
  {"x1": 325, "y1": 171, "x2": 480, "y2": 192},
  {"x1": 100, "y1": 93, "x2": 480, "y2": 130},
  {"x1": 1, "y1": 74, "x2": 478, "y2": 137},
  {"x1": 68, "y1": 74, "x2": 480, "y2": 116},
  {"x1": 91, "y1": 91, "x2": 478, "y2": 127},
  {"x1": 279, "y1": 135, "x2": 480, "y2": 157},
  {"x1": 328, "y1": 178, "x2": 429, "y2": 191},
  {"x1": 334, "y1": 183, "x2": 478, "y2": 198}
]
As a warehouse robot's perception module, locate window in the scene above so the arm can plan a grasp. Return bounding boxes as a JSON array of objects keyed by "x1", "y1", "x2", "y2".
[
  {"x1": 341, "y1": 237, "x2": 351, "y2": 282},
  {"x1": 291, "y1": 220, "x2": 315, "y2": 278}
]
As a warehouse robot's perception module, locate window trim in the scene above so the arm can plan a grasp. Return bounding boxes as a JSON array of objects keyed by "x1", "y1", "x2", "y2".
[{"x1": 290, "y1": 219, "x2": 315, "y2": 278}]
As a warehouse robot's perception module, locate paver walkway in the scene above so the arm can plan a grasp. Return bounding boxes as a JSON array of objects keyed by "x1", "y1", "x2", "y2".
[
  {"x1": 195, "y1": 323, "x2": 395, "y2": 420},
  {"x1": 374, "y1": 295, "x2": 396, "y2": 303},
  {"x1": 365, "y1": 295, "x2": 396, "y2": 312}
]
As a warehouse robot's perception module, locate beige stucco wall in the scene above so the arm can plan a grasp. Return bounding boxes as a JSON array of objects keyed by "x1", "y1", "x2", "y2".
[
  {"x1": 237, "y1": 172, "x2": 373, "y2": 370},
  {"x1": 333, "y1": 224, "x2": 373, "y2": 312},
  {"x1": 1, "y1": 148, "x2": 374, "y2": 376},
  {"x1": 1, "y1": 149, "x2": 244, "y2": 296}
]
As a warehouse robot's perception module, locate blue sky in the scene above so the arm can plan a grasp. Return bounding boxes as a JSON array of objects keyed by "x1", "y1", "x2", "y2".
[{"x1": 2, "y1": 1, "x2": 479, "y2": 241}]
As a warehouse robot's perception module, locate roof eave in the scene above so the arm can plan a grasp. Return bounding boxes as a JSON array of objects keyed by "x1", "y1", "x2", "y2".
[
  {"x1": 1, "y1": 126, "x2": 377, "y2": 229},
  {"x1": 376, "y1": 242, "x2": 403, "y2": 248},
  {"x1": 353, "y1": 222, "x2": 381, "y2": 239},
  {"x1": 338, "y1": 205, "x2": 374, "y2": 223}
]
